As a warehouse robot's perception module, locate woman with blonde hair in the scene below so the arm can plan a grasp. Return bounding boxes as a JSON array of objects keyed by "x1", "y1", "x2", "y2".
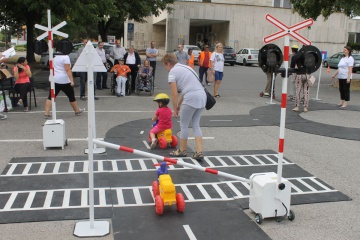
[{"x1": 210, "y1": 43, "x2": 225, "y2": 98}]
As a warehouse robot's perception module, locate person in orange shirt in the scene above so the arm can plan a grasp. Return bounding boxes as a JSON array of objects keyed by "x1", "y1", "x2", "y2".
[
  {"x1": 198, "y1": 45, "x2": 212, "y2": 85},
  {"x1": 187, "y1": 49, "x2": 195, "y2": 69},
  {"x1": 14, "y1": 57, "x2": 32, "y2": 111},
  {"x1": 110, "y1": 58, "x2": 131, "y2": 97}
]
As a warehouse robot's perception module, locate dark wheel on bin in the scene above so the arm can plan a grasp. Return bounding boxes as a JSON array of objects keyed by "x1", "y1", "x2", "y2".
[
  {"x1": 155, "y1": 195, "x2": 164, "y2": 215},
  {"x1": 288, "y1": 210, "x2": 295, "y2": 221},
  {"x1": 255, "y1": 213, "x2": 263, "y2": 224}
]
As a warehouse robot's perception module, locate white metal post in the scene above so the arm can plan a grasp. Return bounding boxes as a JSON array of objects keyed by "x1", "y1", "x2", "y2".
[
  {"x1": 312, "y1": 53, "x2": 324, "y2": 101},
  {"x1": 266, "y1": 72, "x2": 276, "y2": 105}
]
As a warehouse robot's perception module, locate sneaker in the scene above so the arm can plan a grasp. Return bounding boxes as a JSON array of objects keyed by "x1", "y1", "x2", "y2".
[
  {"x1": 0, "y1": 114, "x2": 7, "y2": 120},
  {"x1": 264, "y1": 93, "x2": 270, "y2": 96},
  {"x1": 94, "y1": 96, "x2": 99, "y2": 100},
  {"x1": 206, "y1": 83, "x2": 210, "y2": 86},
  {"x1": 80, "y1": 96, "x2": 86, "y2": 101},
  {"x1": 23, "y1": 107, "x2": 29, "y2": 112},
  {"x1": 75, "y1": 108, "x2": 85, "y2": 116},
  {"x1": 44, "y1": 114, "x2": 52, "y2": 119},
  {"x1": 150, "y1": 139, "x2": 158, "y2": 149},
  {"x1": 117, "y1": 93, "x2": 121, "y2": 97}
]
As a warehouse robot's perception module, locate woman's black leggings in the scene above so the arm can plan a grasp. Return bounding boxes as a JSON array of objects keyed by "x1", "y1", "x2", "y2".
[
  {"x1": 14, "y1": 83, "x2": 31, "y2": 108},
  {"x1": 338, "y1": 78, "x2": 351, "y2": 101},
  {"x1": 47, "y1": 83, "x2": 76, "y2": 102}
]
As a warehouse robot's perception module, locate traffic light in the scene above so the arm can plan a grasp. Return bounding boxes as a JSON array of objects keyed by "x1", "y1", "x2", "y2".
[
  {"x1": 33, "y1": 40, "x2": 48, "y2": 55},
  {"x1": 258, "y1": 44, "x2": 283, "y2": 73},
  {"x1": 295, "y1": 45, "x2": 322, "y2": 74},
  {"x1": 56, "y1": 39, "x2": 73, "y2": 55}
]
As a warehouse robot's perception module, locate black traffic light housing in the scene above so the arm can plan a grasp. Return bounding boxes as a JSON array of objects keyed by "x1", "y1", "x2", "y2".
[
  {"x1": 258, "y1": 44, "x2": 283, "y2": 74},
  {"x1": 33, "y1": 40, "x2": 48, "y2": 55},
  {"x1": 295, "y1": 45, "x2": 322, "y2": 74},
  {"x1": 56, "y1": 39, "x2": 73, "y2": 55}
]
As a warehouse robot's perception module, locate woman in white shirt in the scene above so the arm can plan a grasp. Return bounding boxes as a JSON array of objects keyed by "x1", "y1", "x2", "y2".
[
  {"x1": 332, "y1": 46, "x2": 354, "y2": 109},
  {"x1": 210, "y1": 43, "x2": 225, "y2": 98},
  {"x1": 44, "y1": 55, "x2": 84, "y2": 118}
]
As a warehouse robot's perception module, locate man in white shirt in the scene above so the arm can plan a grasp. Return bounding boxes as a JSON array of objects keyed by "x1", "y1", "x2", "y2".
[
  {"x1": 110, "y1": 40, "x2": 126, "y2": 65},
  {"x1": 95, "y1": 42, "x2": 109, "y2": 90},
  {"x1": 146, "y1": 41, "x2": 158, "y2": 81}
]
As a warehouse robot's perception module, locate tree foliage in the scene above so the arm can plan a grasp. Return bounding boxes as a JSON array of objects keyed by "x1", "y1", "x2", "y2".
[
  {"x1": 290, "y1": 0, "x2": 360, "y2": 21},
  {"x1": 0, "y1": 0, "x2": 174, "y2": 62}
]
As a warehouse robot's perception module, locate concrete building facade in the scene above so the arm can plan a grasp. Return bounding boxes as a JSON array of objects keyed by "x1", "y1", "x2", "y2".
[{"x1": 124, "y1": 0, "x2": 359, "y2": 56}]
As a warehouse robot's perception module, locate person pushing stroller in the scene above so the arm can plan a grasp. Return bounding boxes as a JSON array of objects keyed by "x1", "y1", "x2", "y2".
[{"x1": 110, "y1": 57, "x2": 131, "y2": 97}]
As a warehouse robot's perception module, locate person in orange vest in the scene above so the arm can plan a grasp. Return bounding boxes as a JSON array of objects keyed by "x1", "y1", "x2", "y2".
[
  {"x1": 187, "y1": 49, "x2": 195, "y2": 69},
  {"x1": 198, "y1": 45, "x2": 212, "y2": 85},
  {"x1": 110, "y1": 58, "x2": 131, "y2": 97}
]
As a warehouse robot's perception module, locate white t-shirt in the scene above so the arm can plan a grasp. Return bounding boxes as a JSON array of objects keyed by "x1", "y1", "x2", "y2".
[
  {"x1": 338, "y1": 56, "x2": 354, "y2": 79},
  {"x1": 210, "y1": 52, "x2": 225, "y2": 72},
  {"x1": 53, "y1": 55, "x2": 71, "y2": 84},
  {"x1": 168, "y1": 63, "x2": 206, "y2": 109},
  {"x1": 126, "y1": 53, "x2": 136, "y2": 64},
  {"x1": 111, "y1": 46, "x2": 126, "y2": 60}
]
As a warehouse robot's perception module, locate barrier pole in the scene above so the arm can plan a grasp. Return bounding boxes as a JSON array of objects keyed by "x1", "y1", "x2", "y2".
[
  {"x1": 93, "y1": 139, "x2": 251, "y2": 183},
  {"x1": 276, "y1": 35, "x2": 290, "y2": 195}
]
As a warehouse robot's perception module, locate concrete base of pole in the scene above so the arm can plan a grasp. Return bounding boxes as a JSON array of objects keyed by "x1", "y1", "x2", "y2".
[
  {"x1": 73, "y1": 220, "x2": 110, "y2": 237},
  {"x1": 85, "y1": 148, "x2": 106, "y2": 154}
]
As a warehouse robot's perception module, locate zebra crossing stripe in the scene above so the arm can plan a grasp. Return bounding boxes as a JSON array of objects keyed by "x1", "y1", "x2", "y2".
[
  {"x1": 1, "y1": 154, "x2": 296, "y2": 177},
  {"x1": 225, "y1": 182, "x2": 244, "y2": 198},
  {"x1": 181, "y1": 185, "x2": 195, "y2": 201},
  {"x1": 197, "y1": 185, "x2": 212, "y2": 200},
  {"x1": 24, "y1": 191, "x2": 36, "y2": 210}
]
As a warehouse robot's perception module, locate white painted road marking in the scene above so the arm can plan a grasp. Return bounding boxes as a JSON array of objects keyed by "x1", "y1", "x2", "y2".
[{"x1": 183, "y1": 225, "x2": 197, "y2": 240}]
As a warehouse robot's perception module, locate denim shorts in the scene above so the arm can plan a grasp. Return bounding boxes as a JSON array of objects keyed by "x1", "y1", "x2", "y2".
[{"x1": 215, "y1": 71, "x2": 223, "y2": 80}]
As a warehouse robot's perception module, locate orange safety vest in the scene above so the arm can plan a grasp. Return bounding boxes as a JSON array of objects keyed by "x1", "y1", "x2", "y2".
[
  {"x1": 188, "y1": 54, "x2": 195, "y2": 68},
  {"x1": 198, "y1": 51, "x2": 212, "y2": 67}
]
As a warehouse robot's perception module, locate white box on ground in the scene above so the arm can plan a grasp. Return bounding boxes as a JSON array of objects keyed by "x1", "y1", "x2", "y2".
[
  {"x1": 43, "y1": 119, "x2": 67, "y2": 150},
  {"x1": 249, "y1": 172, "x2": 291, "y2": 219}
]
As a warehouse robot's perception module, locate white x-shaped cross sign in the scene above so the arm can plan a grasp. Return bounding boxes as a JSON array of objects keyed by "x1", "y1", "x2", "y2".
[
  {"x1": 263, "y1": 14, "x2": 313, "y2": 45},
  {"x1": 35, "y1": 21, "x2": 68, "y2": 40}
]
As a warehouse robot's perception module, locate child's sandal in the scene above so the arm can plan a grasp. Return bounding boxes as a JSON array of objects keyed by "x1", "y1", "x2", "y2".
[
  {"x1": 192, "y1": 151, "x2": 204, "y2": 161},
  {"x1": 169, "y1": 149, "x2": 187, "y2": 157}
]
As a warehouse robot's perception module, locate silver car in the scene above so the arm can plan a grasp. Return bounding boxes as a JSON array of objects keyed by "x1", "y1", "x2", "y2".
[{"x1": 236, "y1": 48, "x2": 259, "y2": 66}]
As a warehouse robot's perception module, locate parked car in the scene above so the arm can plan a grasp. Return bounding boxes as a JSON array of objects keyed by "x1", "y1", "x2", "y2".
[
  {"x1": 236, "y1": 48, "x2": 259, "y2": 66},
  {"x1": 183, "y1": 45, "x2": 201, "y2": 62},
  {"x1": 222, "y1": 46, "x2": 236, "y2": 66},
  {"x1": 323, "y1": 53, "x2": 360, "y2": 73},
  {"x1": 40, "y1": 42, "x2": 115, "y2": 72}
]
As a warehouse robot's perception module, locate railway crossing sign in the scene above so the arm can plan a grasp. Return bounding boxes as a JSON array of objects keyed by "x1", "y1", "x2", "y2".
[{"x1": 263, "y1": 14, "x2": 313, "y2": 46}]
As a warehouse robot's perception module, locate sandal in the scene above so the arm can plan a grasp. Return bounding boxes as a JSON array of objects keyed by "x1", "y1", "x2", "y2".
[
  {"x1": 75, "y1": 108, "x2": 85, "y2": 116},
  {"x1": 214, "y1": 95, "x2": 220, "y2": 98},
  {"x1": 44, "y1": 114, "x2": 52, "y2": 119},
  {"x1": 169, "y1": 149, "x2": 187, "y2": 157},
  {"x1": 192, "y1": 151, "x2": 204, "y2": 161}
]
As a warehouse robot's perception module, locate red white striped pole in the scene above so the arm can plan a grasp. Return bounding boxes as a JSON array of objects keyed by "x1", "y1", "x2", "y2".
[
  {"x1": 92, "y1": 139, "x2": 251, "y2": 183},
  {"x1": 276, "y1": 36, "x2": 290, "y2": 190},
  {"x1": 47, "y1": 10, "x2": 57, "y2": 122}
]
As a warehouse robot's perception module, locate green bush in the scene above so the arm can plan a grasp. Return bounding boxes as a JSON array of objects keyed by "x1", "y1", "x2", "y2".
[
  {"x1": 14, "y1": 44, "x2": 27, "y2": 51},
  {"x1": 347, "y1": 42, "x2": 360, "y2": 52}
]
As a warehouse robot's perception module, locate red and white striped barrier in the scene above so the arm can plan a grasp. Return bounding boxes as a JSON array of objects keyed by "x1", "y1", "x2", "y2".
[{"x1": 92, "y1": 139, "x2": 251, "y2": 183}]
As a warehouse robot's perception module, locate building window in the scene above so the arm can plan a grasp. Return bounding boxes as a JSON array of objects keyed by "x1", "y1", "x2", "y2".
[
  {"x1": 348, "y1": 32, "x2": 360, "y2": 43},
  {"x1": 273, "y1": 0, "x2": 292, "y2": 9}
]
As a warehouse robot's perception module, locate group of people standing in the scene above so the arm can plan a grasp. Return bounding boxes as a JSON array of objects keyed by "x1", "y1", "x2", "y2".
[{"x1": 175, "y1": 43, "x2": 225, "y2": 98}]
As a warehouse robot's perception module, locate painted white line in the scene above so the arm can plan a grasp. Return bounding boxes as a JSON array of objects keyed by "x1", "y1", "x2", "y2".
[
  {"x1": 203, "y1": 157, "x2": 215, "y2": 167},
  {"x1": 63, "y1": 189, "x2": 71, "y2": 207},
  {"x1": 116, "y1": 189, "x2": 125, "y2": 205},
  {"x1": 133, "y1": 188, "x2": 143, "y2": 204},
  {"x1": 212, "y1": 184, "x2": 228, "y2": 199},
  {"x1": 24, "y1": 191, "x2": 36, "y2": 210},
  {"x1": 197, "y1": 185, "x2": 211, "y2": 200},
  {"x1": 309, "y1": 178, "x2": 331, "y2": 191},
  {"x1": 215, "y1": 156, "x2": 228, "y2": 166},
  {"x1": 183, "y1": 225, "x2": 197, "y2": 240},
  {"x1": 81, "y1": 189, "x2": 88, "y2": 207},
  {"x1": 143, "y1": 141, "x2": 151, "y2": 149},
  {"x1": 125, "y1": 159, "x2": 133, "y2": 171},
  {"x1": 53, "y1": 162, "x2": 61, "y2": 173},
  {"x1": 181, "y1": 185, "x2": 195, "y2": 201},
  {"x1": 239, "y1": 156, "x2": 253, "y2": 165},
  {"x1": 112, "y1": 161, "x2": 118, "y2": 171},
  {"x1": 0, "y1": 138, "x2": 104, "y2": 143},
  {"x1": 3, "y1": 193, "x2": 17, "y2": 210},
  {"x1": 98, "y1": 160, "x2": 104, "y2": 172},
  {"x1": 227, "y1": 156, "x2": 241, "y2": 166},
  {"x1": 188, "y1": 137, "x2": 214, "y2": 140},
  {"x1": 290, "y1": 182, "x2": 303, "y2": 193},
  {"x1": 5, "y1": 164, "x2": 17, "y2": 176},
  {"x1": 43, "y1": 190, "x2": 54, "y2": 209},
  {"x1": 210, "y1": 120, "x2": 232, "y2": 122},
  {"x1": 99, "y1": 189, "x2": 107, "y2": 206},
  {"x1": 297, "y1": 179, "x2": 318, "y2": 192},
  {"x1": 68, "y1": 162, "x2": 75, "y2": 173},
  {"x1": 140, "y1": 131, "x2": 144, "y2": 134},
  {"x1": 225, "y1": 182, "x2": 244, "y2": 197}
]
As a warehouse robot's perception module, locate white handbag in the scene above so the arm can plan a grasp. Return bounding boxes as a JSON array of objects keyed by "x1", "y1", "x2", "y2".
[{"x1": 307, "y1": 75, "x2": 316, "y2": 86}]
